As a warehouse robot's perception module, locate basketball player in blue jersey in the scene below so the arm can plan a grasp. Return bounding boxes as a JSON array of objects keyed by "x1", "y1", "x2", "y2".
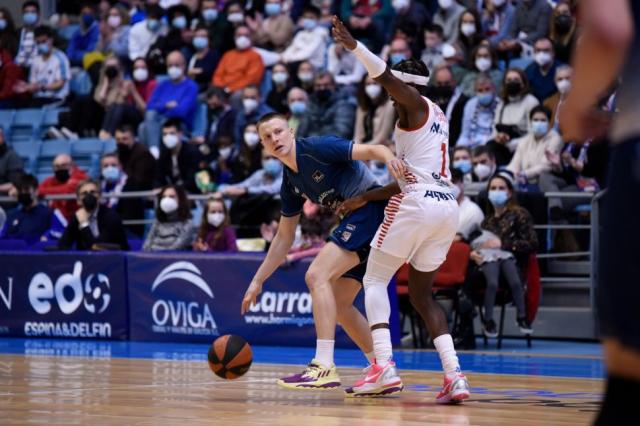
[
  {"x1": 240, "y1": 112, "x2": 406, "y2": 390},
  {"x1": 560, "y1": 1, "x2": 638, "y2": 423}
]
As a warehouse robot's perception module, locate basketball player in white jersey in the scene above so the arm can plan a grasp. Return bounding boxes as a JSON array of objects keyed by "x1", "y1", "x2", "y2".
[{"x1": 332, "y1": 17, "x2": 470, "y2": 402}]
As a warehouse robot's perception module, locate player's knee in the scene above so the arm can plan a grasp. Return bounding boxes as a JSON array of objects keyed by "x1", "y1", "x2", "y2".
[
  {"x1": 305, "y1": 268, "x2": 328, "y2": 291},
  {"x1": 408, "y1": 286, "x2": 429, "y2": 308}
]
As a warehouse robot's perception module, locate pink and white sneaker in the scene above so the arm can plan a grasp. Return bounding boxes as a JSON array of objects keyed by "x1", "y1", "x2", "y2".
[
  {"x1": 345, "y1": 360, "x2": 404, "y2": 397},
  {"x1": 435, "y1": 372, "x2": 470, "y2": 404}
]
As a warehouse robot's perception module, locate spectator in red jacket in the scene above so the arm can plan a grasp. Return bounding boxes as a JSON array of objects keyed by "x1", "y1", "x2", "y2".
[
  {"x1": 38, "y1": 154, "x2": 88, "y2": 221},
  {"x1": 0, "y1": 48, "x2": 24, "y2": 108}
]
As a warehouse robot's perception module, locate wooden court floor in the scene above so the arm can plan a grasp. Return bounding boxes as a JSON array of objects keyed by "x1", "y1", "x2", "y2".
[{"x1": 0, "y1": 353, "x2": 602, "y2": 425}]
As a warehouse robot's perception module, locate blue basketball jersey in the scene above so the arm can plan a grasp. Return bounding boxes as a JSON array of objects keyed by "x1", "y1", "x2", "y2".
[{"x1": 280, "y1": 136, "x2": 378, "y2": 216}]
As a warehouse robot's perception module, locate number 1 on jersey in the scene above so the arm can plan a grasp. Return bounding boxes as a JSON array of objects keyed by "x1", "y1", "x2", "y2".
[{"x1": 440, "y1": 143, "x2": 447, "y2": 177}]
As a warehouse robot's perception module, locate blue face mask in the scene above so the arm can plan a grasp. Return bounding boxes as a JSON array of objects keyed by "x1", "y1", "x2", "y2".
[
  {"x1": 477, "y1": 92, "x2": 495, "y2": 106},
  {"x1": 202, "y1": 8, "x2": 218, "y2": 22},
  {"x1": 37, "y1": 42, "x2": 50, "y2": 55},
  {"x1": 82, "y1": 13, "x2": 95, "y2": 28},
  {"x1": 23, "y1": 12, "x2": 38, "y2": 26},
  {"x1": 531, "y1": 120, "x2": 549, "y2": 137},
  {"x1": 488, "y1": 189, "x2": 509, "y2": 207},
  {"x1": 390, "y1": 53, "x2": 407, "y2": 66},
  {"x1": 302, "y1": 18, "x2": 317, "y2": 30},
  {"x1": 172, "y1": 16, "x2": 187, "y2": 29},
  {"x1": 290, "y1": 101, "x2": 306, "y2": 115},
  {"x1": 265, "y1": 3, "x2": 282, "y2": 16},
  {"x1": 453, "y1": 159, "x2": 472, "y2": 174},
  {"x1": 147, "y1": 19, "x2": 160, "y2": 32},
  {"x1": 102, "y1": 166, "x2": 120, "y2": 182},
  {"x1": 0, "y1": 19, "x2": 7, "y2": 30},
  {"x1": 263, "y1": 158, "x2": 282, "y2": 176},
  {"x1": 193, "y1": 36, "x2": 209, "y2": 50}
]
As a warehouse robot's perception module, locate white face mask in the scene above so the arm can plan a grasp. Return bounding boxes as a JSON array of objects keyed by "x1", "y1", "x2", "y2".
[
  {"x1": 365, "y1": 83, "x2": 382, "y2": 99},
  {"x1": 556, "y1": 78, "x2": 571, "y2": 95},
  {"x1": 475, "y1": 57, "x2": 492, "y2": 72},
  {"x1": 438, "y1": 0, "x2": 453, "y2": 10},
  {"x1": 534, "y1": 51, "x2": 552, "y2": 67},
  {"x1": 107, "y1": 15, "x2": 121, "y2": 28},
  {"x1": 272, "y1": 71, "x2": 288, "y2": 85},
  {"x1": 492, "y1": 0, "x2": 506, "y2": 6},
  {"x1": 392, "y1": 0, "x2": 410, "y2": 11},
  {"x1": 167, "y1": 65, "x2": 183, "y2": 80},
  {"x1": 163, "y1": 133, "x2": 180, "y2": 149},
  {"x1": 298, "y1": 71, "x2": 314, "y2": 83},
  {"x1": 160, "y1": 196, "x2": 178, "y2": 214},
  {"x1": 461, "y1": 23, "x2": 476, "y2": 37},
  {"x1": 243, "y1": 98, "x2": 259, "y2": 113},
  {"x1": 207, "y1": 212, "x2": 225, "y2": 227},
  {"x1": 133, "y1": 68, "x2": 148, "y2": 82},
  {"x1": 228, "y1": 12, "x2": 244, "y2": 23},
  {"x1": 235, "y1": 35, "x2": 251, "y2": 50},
  {"x1": 244, "y1": 131, "x2": 260, "y2": 147},
  {"x1": 218, "y1": 146, "x2": 232, "y2": 159},
  {"x1": 474, "y1": 163, "x2": 492, "y2": 180}
]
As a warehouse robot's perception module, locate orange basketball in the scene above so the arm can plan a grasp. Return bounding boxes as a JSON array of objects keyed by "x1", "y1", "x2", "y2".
[{"x1": 207, "y1": 335, "x2": 253, "y2": 379}]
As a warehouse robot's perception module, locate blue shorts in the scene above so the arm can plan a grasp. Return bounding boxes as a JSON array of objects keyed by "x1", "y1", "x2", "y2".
[{"x1": 328, "y1": 199, "x2": 387, "y2": 283}]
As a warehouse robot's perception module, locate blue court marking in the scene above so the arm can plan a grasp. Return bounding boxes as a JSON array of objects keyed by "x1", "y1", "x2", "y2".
[{"x1": 0, "y1": 337, "x2": 604, "y2": 379}]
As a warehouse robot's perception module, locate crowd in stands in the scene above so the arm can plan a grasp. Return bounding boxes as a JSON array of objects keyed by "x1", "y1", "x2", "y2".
[{"x1": 0, "y1": 0, "x2": 618, "y2": 341}]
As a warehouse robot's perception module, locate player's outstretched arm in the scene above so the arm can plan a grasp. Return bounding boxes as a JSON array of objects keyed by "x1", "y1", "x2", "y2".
[
  {"x1": 332, "y1": 16, "x2": 427, "y2": 125},
  {"x1": 351, "y1": 143, "x2": 406, "y2": 181},
  {"x1": 337, "y1": 182, "x2": 401, "y2": 217},
  {"x1": 241, "y1": 214, "x2": 300, "y2": 314}
]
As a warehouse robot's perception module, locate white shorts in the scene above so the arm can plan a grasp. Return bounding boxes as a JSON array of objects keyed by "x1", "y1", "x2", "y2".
[{"x1": 371, "y1": 185, "x2": 459, "y2": 272}]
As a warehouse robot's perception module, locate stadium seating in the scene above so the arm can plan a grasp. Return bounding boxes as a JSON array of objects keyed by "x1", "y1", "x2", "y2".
[{"x1": 9, "y1": 109, "x2": 43, "y2": 142}]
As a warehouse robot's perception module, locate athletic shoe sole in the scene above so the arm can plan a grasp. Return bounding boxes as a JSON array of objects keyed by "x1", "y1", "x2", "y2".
[
  {"x1": 276, "y1": 380, "x2": 341, "y2": 390},
  {"x1": 345, "y1": 383, "x2": 404, "y2": 398}
]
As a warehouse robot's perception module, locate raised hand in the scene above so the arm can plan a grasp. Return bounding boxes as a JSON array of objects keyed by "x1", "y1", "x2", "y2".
[{"x1": 331, "y1": 15, "x2": 357, "y2": 51}]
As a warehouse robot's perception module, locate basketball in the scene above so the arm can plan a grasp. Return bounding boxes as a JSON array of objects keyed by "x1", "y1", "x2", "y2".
[{"x1": 207, "y1": 335, "x2": 253, "y2": 379}]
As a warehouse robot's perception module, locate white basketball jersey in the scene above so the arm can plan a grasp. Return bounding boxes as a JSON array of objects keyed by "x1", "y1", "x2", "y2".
[{"x1": 394, "y1": 97, "x2": 452, "y2": 192}]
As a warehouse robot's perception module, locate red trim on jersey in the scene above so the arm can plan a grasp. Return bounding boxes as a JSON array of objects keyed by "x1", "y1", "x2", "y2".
[
  {"x1": 396, "y1": 98, "x2": 430, "y2": 132},
  {"x1": 376, "y1": 193, "x2": 405, "y2": 248}
]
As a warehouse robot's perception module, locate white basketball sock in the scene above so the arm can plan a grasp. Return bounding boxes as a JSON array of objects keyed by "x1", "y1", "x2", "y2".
[
  {"x1": 315, "y1": 339, "x2": 334, "y2": 368},
  {"x1": 371, "y1": 328, "x2": 392, "y2": 367},
  {"x1": 433, "y1": 334, "x2": 460, "y2": 378},
  {"x1": 365, "y1": 351, "x2": 375, "y2": 364}
]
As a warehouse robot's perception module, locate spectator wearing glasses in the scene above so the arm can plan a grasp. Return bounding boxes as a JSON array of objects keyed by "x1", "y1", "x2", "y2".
[{"x1": 58, "y1": 179, "x2": 129, "y2": 250}]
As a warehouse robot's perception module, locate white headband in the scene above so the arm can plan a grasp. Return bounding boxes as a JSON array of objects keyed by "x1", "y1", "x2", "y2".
[{"x1": 391, "y1": 70, "x2": 430, "y2": 86}]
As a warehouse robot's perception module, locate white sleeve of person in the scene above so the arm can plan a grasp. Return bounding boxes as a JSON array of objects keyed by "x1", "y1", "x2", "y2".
[{"x1": 352, "y1": 41, "x2": 430, "y2": 85}]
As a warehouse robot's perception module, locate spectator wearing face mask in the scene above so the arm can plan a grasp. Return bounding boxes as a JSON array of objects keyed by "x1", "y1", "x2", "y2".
[
  {"x1": 234, "y1": 85, "x2": 274, "y2": 147},
  {"x1": 525, "y1": 37, "x2": 561, "y2": 102},
  {"x1": 15, "y1": 1, "x2": 41, "y2": 67},
  {"x1": 193, "y1": 196, "x2": 238, "y2": 252},
  {"x1": 218, "y1": 1, "x2": 248, "y2": 54},
  {"x1": 287, "y1": 86, "x2": 308, "y2": 136},
  {"x1": 457, "y1": 75, "x2": 502, "y2": 149},
  {"x1": 450, "y1": 168, "x2": 484, "y2": 242},
  {"x1": 198, "y1": 0, "x2": 227, "y2": 52},
  {"x1": 96, "y1": 5, "x2": 131, "y2": 63},
  {"x1": 58, "y1": 179, "x2": 129, "y2": 250},
  {"x1": 354, "y1": 75, "x2": 394, "y2": 145},
  {"x1": 282, "y1": 6, "x2": 329, "y2": 70},
  {"x1": 429, "y1": 64, "x2": 469, "y2": 145},
  {"x1": 549, "y1": 1, "x2": 576, "y2": 64},
  {"x1": 507, "y1": 105, "x2": 563, "y2": 187},
  {"x1": 187, "y1": 25, "x2": 220, "y2": 92},
  {"x1": 433, "y1": 0, "x2": 466, "y2": 44},
  {"x1": 0, "y1": 8, "x2": 18, "y2": 61},
  {"x1": 386, "y1": 37, "x2": 412, "y2": 67},
  {"x1": 1, "y1": 174, "x2": 52, "y2": 244},
  {"x1": 295, "y1": 60, "x2": 316, "y2": 94},
  {"x1": 115, "y1": 124, "x2": 157, "y2": 192},
  {"x1": 157, "y1": 119, "x2": 205, "y2": 193},
  {"x1": 327, "y1": 43, "x2": 366, "y2": 89},
  {"x1": 543, "y1": 65, "x2": 572, "y2": 128},
  {"x1": 454, "y1": 9, "x2": 484, "y2": 67},
  {"x1": 297, "y1": 72, "x2": 356, "y2": 139},
  {"x1": 128, "y1": 5, "x2": 165, "y2": 61},
  {"x1": 13, "y1": 25, "x2": 71, "y2": 107},
  {"x1": 130, "y1": 57, "x2": 157, "y2": 109},
  {"x1": 143, "y1": 184, "x2": 194, "y2": 251},
  {"x1": 198, "y1": 86, "x2": 238, "y2": 150},
  {"x1": 483, "y1": 0, "x2": 516, "y2": 47},
  {"x1": 150, "y1": 4, "x2": 194, "y2": 60},
  {"x1": 421, "y1": 24, "x2": 447, "y2": 70},
  {"x1": 66, "y1": 3, "x2": 99, "y2": 67},
  {"x1": 248, "y1": 0, "x2": 294, "y2": 52},
  {"x1": 496, "y1": 0, "x2": 551, "y2": 56},
  {"x1": 38, "y1": 154, "x2": 88, "y2": 221},
  {"x1": 459, "y1": 44, "x2": 503, "y2": 98},
  {"x1": 467, "y1": 145, "x2": 497, "y2": 192},
  {"x1": 227, "y1": 123, "x2": 263, "y2": 182},
  {"x1": 212, "y1": 25, "x2": 265, "y2": 94},
  {"x1": 143, "y1": 50, "x2": 198, "y2": 147},
  {"x1": 266, "y1": 63, "x2": 292, "y2": 114},
  {"x1": 488, "y1": 68, "x2": 539, "y2": 166}
]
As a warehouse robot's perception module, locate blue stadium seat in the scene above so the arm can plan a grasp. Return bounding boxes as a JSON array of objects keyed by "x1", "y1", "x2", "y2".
[
  {"x1": 0, "y1": 109, "x2": 15, "y2": 131},
  {"x1": 509, "y1": 58, "x2": 533, "y2": 71},
  {"x1": 37, "y1": 139, "x2": 71, "y2": 176},
  {"x1": 71, "y1": 138, "x2": 103, "y2": 176},
  {"x1": 103, "y1": 138, "x2": 116, "y2": 153},
  {"x1": 10, "y1": 109, "x2": 43, "y2": 142},
  {"x1": 37, "y1": 107, "x2": 66, "y2": 138},
  {"x1": 11, "y1": 141, "x2": 40, "y2": 173}
]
